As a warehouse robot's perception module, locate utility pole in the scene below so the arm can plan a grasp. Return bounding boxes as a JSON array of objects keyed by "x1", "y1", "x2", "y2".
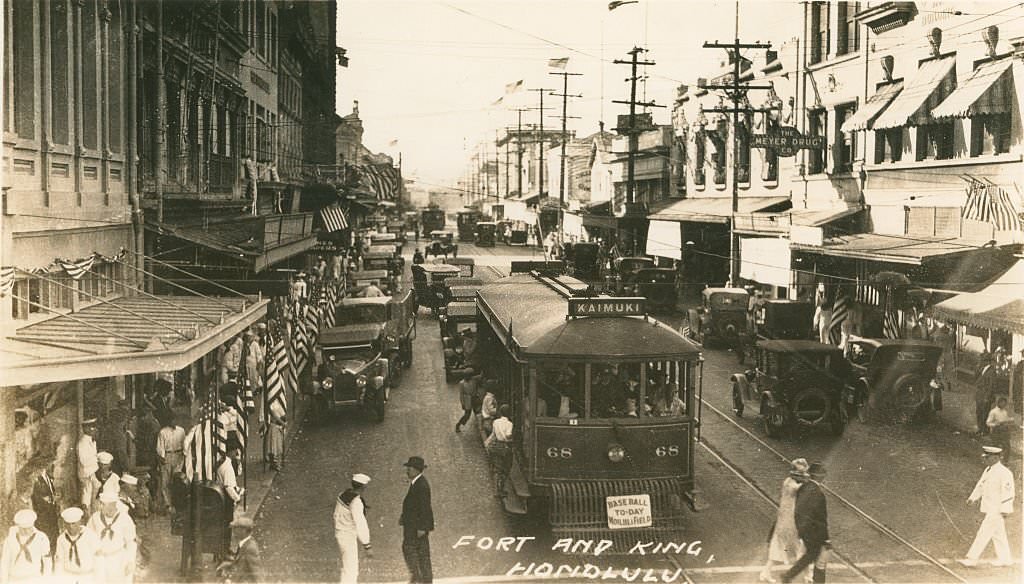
[
  {"x1": 612, "y1": 47, "x2": 661, "y2": 251},
  {"x1": 504, "y1": 128, "x2": 511, "y2": 199},
  {"x1": 550, "y1": 71, "x2": 582, "y2": 241},
  {"x1": 702, "y1": 6, "x2": 772, "y2": 286},
  {"x1": 528, "y1": 88, "x2": 553, "y2": 201},
  {"x1": 513, "y1": 109, "x2": 527, "y2": 198},
  {"x1": 493, "y1": 129, "x2": 501, "y2": 207}
]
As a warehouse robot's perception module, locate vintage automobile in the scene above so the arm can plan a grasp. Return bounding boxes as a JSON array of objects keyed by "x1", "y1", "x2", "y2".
[
  {"x1": 633, "y1": 267, "x2": 677, "y2": 312},
  {"x1": 315, "y1": 326, "x2": 390, "y2": 421},
  {"x1": 421, "y1": 207, "x2": 446, "y2": 236},
  {"x1": 439, "y1": 301, "x2": 478, "y2": 382},
  {"x1": 734, "y1": 340, "x2": 847, "y2": 437},
  {"x1": 426, "y1": 230, "x2": 459, "y2": 258},
  {"x1": 456, "y1": 210, "x2": 482, "y2": 242},
  {"x1": 564, "y1": 242, "x2": 602, "y2": 283},
  {"x1": 475, "y1": 221, "x2": 497, "y2": 247},
  {"x1": 738, "y1": 299, "x2": 814, "y2": 364},
  {"x1": 686, "y1": 287, "x2": 750, "y2": 349},
  {"x1": 346, "y1": 269, "x2": 392, "y2": 296},
  {"x1": 844, "y1": 339, "x2": 944, "y2": 424},
  {"x1": 612, "y1": 256, "x2": 656, "y2": 295},
  {"x1": 443, "y1": 257, "x2": 475, "y2": 278},
  {"x1": 442, "y1": 276, "x2": 483, "y2": 305},
  {"x1": 411, "y1": 263, "x2": 462, "y2": 315},
  {"x1": 370, "y1": 232, "x2": 402, "y2": 254},
  {"x1": 330, "y1": 292, "x2": 415, "y2": 378}
]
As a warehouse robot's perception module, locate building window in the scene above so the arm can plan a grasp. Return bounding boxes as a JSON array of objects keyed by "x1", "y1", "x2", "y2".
[
  {"x1": 874, "y1": 128, "x2": 902, "y2": 163},
  {"x1": 836, "y1": 2, "x2": 860, "y2": 56},
  {"x1": 762, "y1": 114, "x2": 779, "y2": 182},
  {"x1": 810, "y1": 1, "x2": 830, "y2": 65},
  {"x1": 736, "y1": 114, "x2": 751, "y2": 184},
  {"x1": 807, "y1": 109, "x2": 827, "y2": 174},
  {"x1": 970, "y1": 114, "x2": 1010, "y2": 157},
  {"x1": 108, "y1": 3, "x2": 123, "y2": 153},
  {"x1": 916, "y1": 122, "x2": 954, "y2": 161},
  {"x1": 710, "y1": 119, "x2": 728, "y2": 185},
  {"x1": 834, "y1": 103, "x2": 856, "y2": 173},
  {"x1": 50, "y1": 0, "x2": 70, "y2": 145},
  {"x1": 81, "y1": 0, "x2": 99, "y2": 151},
  {"x1": 10, "y1": 0, "x2": 37, "y2": 139},
  {"x1": 693, "y1": 129, "x2": 706, "y2": 186}
]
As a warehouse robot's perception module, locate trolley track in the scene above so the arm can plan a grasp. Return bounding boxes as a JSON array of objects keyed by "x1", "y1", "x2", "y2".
[{"x1": 698, "y1": 397, "x2": 969, "y2": 583}]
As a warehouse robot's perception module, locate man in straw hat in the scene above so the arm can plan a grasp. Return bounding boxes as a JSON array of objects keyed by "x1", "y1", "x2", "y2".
[
  {"x1": 87, "y1": 489, "x2": 137, "y2": 583},
  {"x1": 960, "y1": 445, "x2": 1014, "y2": 567},
  {"x1": 781, "y1": 462, "x2": 829, "y2": 583},
  {"x1": 54, "y1": 506, "x2": 100, "y2": 580},
  {"x1": 334, "y1": 473, "x2": 373, "y2": 583},
  {"x1": 400, "y1": 456, "x2": 434, "y2": 583},
  {"x1": 0, "y1": 509, "x2": 50, "y2": 582},
  {"x1": 216, "y1": 516, "x2": 262, "y2": 583},
  {"x1": 77, "y1": 418, "x2": 99, "y2": 513}
]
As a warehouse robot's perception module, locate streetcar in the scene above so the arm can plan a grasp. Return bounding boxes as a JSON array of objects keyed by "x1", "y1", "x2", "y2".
[
  {"x1": 420, "y1": 207, "x2": 446, "y2": 236},
  {"x1": 474, "y1": 265, "x2": 703, "y2": 549}
]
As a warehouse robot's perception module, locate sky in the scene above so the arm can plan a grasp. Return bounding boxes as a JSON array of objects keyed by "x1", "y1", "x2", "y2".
[{"x1": 335, "y1": 0, "x2": 803, "y2": 189}]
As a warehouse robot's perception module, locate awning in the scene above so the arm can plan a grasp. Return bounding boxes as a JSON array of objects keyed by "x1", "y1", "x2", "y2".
[
  {"x1": 931, "y1": 57, "x2": 1013, "y2": 120},
  {"x1": 791, "y1": 232, "x2": 989, "y2": 265},
  {"x1": 1, "y1": 295, "x2": 268, "y2": 386},
  {"x1": 155, "y1": 214, "x2": 317, "y2": 273},
  {"x1": 840, "y1": 82, "x2": 903, "y2": 133},
  {"x1": 930, "y1": 260, "x2": 1024, "y2": 333},
  {"x1": 790, "y1": 205, "x2": 863, "y2": 227},
  {"x1": 649, "y1": 196, "x2": 790, "y2": 224},
  {"x1": 319, "y1": 202, "x2": 349, "y2": 232},
  {"x1": 872, "y1": 56, "x2": 956, "y2": 129},
  {"x1": 741, "y1": 237, "x2": 790, "y2": 287},
  {"x1": 646, "y1": 220, "x2": 682, "y2": 259},
  {"x1": 582, "y1": 214, "x2": 617, "y2": 230}
]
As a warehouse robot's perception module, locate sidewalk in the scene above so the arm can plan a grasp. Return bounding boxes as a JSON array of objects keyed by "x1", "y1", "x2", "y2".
[{"x1": 138, "y1": 394, "x2": 310, "y2": 583}]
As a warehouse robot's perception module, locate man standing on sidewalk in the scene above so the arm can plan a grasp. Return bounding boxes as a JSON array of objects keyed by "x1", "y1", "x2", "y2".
[
  {"x1": 400, "y1": 456, "x2": 434, "y2": 583},
  {"x1": 334, "y1": 473, "x2": 372, "y2": 583},
  {"x1": 156, "y1": 414, "x2": 186, "y2": 515},
  {"x1": 961, "y1": 446, "x2": 1014, "y2": 567},
  {"x1": 77, "y1": 419, "x2": 99, "y2": 514}
]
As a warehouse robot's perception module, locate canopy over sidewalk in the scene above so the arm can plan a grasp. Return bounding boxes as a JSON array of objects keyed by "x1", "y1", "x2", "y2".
[{"x1": 930, "y1": 259, "x2": 1024, "y2": 334}]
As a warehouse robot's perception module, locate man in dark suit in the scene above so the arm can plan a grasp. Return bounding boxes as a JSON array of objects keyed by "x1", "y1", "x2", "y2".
[
  {"x1": 31, "y1": 461, "x2": 60, "y2": 553},
  {"x1": 782, "y1": 462, "x2": 829, "y2": 583},
  {"x1": 217, "y1": 516, "x2": 262, "y2": 582},
  {"x1": 400, "y1": 456, "x2": 434, "y2": 583}
]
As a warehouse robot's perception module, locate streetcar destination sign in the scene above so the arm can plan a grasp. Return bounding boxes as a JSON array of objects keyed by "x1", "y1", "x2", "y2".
[
  {"x1": 568, "y1": 297, "x2": 646, "y2": 317},
  {"x1": 751, "y1": 126, "x2": 824, "y2": 157}
]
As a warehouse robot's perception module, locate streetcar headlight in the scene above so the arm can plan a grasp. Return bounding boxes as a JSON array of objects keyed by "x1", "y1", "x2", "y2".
[
  {"x1": 356, "y1": 375, "x2": 368, "y2": 388},
  {"x1": 322, "y1": 377, "x2": 334, "y2": 390},
  {"x1": 607, "y1": 443, "x2": 626, "y2": 463}
]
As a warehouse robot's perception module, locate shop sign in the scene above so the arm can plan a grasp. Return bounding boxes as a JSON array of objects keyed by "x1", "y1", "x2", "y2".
[
  {"x1": 751, "y1": 126, "x2": 824, "y2": 157},
  {"x1": 791, "y1": 225, "x2": 824, "y2": 247},
  {"x1": 568, "y1": 297, "x2": 646, "y2": 318},
  {"x1": 606, "y1": 494, "x2": 653, "y2": 529}
]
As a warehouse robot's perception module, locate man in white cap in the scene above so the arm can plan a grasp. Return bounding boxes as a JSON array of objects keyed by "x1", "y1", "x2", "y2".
[
  {"x1": 0, "y1": 510, "x2": 50, "y2": 582},
  {"x1": 54, "y1": 506, "x2": 100, "y2": 580},
  {"x1": 961, "y1": 445, "x2": 1015, "y2": 567},
  {"x1": 87, "y1": 490, "x2": 137, "y2": 583},
  {"x1": 90, "y1": 452, "x2": 120, "y2": 511},
  {"x1": 334, "y1": 473, "x2": 372, "y2": 583},
  {"x1": 77, "y1": 419, "x2": 99, "y2": 512}
]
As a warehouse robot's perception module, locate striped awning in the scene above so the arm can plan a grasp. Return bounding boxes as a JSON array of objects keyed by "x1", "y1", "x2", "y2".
[
  {"x1": 962, "y1": 183, "x2": 1024, "y2": 232},
  {"x1": 931, "y1": 57, "x2": 1013, "y2": 120},
  {"x1": 840, "y1": 82, "x2": 903, "y2": 133},
  {"x1": 319, "y1": 203, "x2": 349, "y2": 232},
  {"x1": 930, "y1": 260, "x2": 1024, "y2": 334},
  {"x1": 873, "y1": 56, "x2": 956, "y2": 129}
]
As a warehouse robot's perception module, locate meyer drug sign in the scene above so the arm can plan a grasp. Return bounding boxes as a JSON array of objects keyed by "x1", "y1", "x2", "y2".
[{"x1": 751, "y1": 126, "x2": 824, "y2": 157}]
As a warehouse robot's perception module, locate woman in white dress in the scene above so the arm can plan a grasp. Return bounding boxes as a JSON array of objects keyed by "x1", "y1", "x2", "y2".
[{"x1": 760, "y1": 458, "x2": 809, "y2": 583}]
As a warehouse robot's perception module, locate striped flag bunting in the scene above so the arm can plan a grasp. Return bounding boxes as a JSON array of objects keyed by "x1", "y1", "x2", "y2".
[
  {"x1": 229, "y1": 397, "x2": 248, "y2": 455},
  {"x1": 319, "y1": 202, "x2": 349, "y2": 232},
  {"x1": 354, "y1": 163, "x2": 401, "y2": 201},
  {"x1": 183, "y1": 397, "x2": 228, "y2": 482},
  {"x1": 0, "y1": 267, "x2": 14, "y2": 298},
  {"x1": 265, "y1": 331, "x2": 288, "y2": 420},
  {"x1": 57, "y1": 256, "x2": 96, "y2": 280},
  {"x1": 882, "y1": 294, "x2": 902, "y2": 339},
  {"x1": 962, "y1": 182, "x2": 1024, "y2": 232},
  {"x1": 829, "y1": 291, "x2": 849, "y2": 345},
  {"x1": 304, "y1": 303, "x2": 320, "y2": 347}
]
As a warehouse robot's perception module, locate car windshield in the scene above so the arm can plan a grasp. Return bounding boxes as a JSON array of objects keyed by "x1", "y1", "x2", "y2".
[
  {"x1": 710, "y1": 293, "x2": 748, "y2": 309},
  {"x1": 322, "y1": 346, "x2": 377, "y2": 373},
  {"x1": 619, "y1": 259, "x2": 654, "y2": 273},
  {"x1": 336, "y1": 304, "x2": 387, "y2": 325}
]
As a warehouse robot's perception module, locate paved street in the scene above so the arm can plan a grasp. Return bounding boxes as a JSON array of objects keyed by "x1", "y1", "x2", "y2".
[{"x1": 250, "y1": 243, "x2": 1019, "y2": 583}]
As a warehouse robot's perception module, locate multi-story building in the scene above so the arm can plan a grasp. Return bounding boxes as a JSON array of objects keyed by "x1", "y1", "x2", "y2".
[{"x1": 0, "y1": 0, "x2": 340, "y2": 520}]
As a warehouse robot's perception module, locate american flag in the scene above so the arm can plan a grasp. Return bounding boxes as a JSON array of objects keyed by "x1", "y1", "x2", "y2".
[
  {"x1": 57, "y1": 255, "x2": 96, "y2": 280},
  {"x1": 882, "y1": 294, "x2": 902, "y2": 339},
  {"x1": 183, "y1": 397, "x2": 227, "y2": 482},
  {"x1": 0, "y1": 267, "x2": 14, "y2": 298},
  {"x1": 265, "y1": 329, "x2": 288, "y2": 420},
  {"x1": 829, "y1": 291, "x2": 849, "y2": 345}
]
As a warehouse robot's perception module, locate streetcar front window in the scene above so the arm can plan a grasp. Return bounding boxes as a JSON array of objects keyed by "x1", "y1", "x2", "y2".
[{"x1": 536, "y1": 362, "x2": 585, "y2": 419}]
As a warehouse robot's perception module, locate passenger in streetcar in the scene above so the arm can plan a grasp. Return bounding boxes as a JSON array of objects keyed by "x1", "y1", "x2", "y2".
[{"x1": 653, "y1": 382, "x2": 686, "y2": 417}]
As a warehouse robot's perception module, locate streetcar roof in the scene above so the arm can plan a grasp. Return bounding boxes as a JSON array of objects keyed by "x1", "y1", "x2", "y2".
[{"x1": 478, "y1": 274, "x2": 700, "y2": 359}]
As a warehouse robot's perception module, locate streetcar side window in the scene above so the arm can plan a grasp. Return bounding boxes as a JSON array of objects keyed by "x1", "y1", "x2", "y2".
[
  {"x1": 648, "y1": 361, "x2": 689, "y2": 417},
  {"x1": 536, "y1": 362, "x2": 585, "y2": 419}
]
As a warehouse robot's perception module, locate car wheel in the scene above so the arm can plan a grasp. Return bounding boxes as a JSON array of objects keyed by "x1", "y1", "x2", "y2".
[
  {"x1": 731, "y1": 383, "x2": 744, "y2": 417},
  {"x1": 791, "y1": 387, "x2": 832, "y2": 427},
  {"x1": 891, "y1": 374, "x2": 928, "y2": 424}
]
